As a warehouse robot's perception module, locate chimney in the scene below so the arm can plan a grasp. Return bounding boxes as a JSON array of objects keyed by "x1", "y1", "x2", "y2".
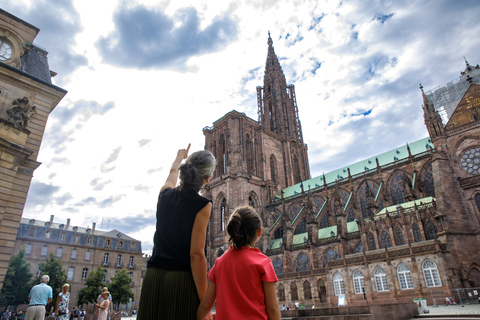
[
  {"x1": 66, "y1": 218, "x2": 70, "y2": 229},
  {"x1": 50, "y1": 215, "x2": 54, "y2": 224},
  {"x1": 92, "y1": 222, "x2": 96, "y2": 232}
]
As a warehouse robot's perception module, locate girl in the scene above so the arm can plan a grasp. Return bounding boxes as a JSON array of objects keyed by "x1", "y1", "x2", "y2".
[
  {"x1": 95, "y1": 292, "x2": 110, "y2": 320},
  {"x1": 197, "y1": 206, "x2": 281, "y2": 320}
]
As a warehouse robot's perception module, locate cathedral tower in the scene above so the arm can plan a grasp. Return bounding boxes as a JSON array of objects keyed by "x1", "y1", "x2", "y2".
[{"x1": 203, "y1": 34, "x2": 310, "y2": 267}]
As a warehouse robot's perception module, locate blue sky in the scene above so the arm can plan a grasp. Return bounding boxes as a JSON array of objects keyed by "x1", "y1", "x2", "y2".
[{"x1": 1, "y1": 0, "x2": 480, "y2": 254}]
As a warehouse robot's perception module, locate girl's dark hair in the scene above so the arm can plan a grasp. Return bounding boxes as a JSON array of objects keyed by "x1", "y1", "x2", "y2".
[
  {"x1": 227, "y1": 206, "x2": 262, "y2": 249},
  {"x1": 178, "y1": 150, "x2": 216, "y2": 193}
]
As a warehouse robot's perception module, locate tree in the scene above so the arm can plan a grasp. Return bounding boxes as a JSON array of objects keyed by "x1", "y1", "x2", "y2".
[
  {"x1": 0, "y1": 247, "x2": 33, "y2": 306},
  {"x1": 78, "y1": 266, "x2": 105, "y2": 305},
  {"x1": 31, "y1": 252, "x2": 68, "y2": 310},
  {"x1": 108, "y1": 269, "x2": 134, "y2": 304}
]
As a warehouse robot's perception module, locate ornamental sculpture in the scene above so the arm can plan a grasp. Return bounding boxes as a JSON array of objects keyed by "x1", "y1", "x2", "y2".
[{"x1": 6, "y1": 97, "x2": 36, "y2": 129}]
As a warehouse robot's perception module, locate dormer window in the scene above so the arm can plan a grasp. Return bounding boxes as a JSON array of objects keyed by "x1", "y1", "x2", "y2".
[
  {"x1": 0, "y1": 38, "x2": 13, "y2": 61},
  {"x1": 59, "y1": 224, "x2": 65, "y2": 229},
  {"x1": 44, "y1": 230, "x2": 51, "y2": 239},
  {"x1": 29, "y1": 219, "x2": 35, "y2": 224},
  {"x1": 106, "y1": 239, "x2": 111, "y2": 247},
  {"x1": 73, "y1": 226, "x2": 79, "y2": 231}
]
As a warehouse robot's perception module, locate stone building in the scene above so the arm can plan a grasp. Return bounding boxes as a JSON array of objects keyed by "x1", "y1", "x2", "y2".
[
  {"x1": 202, "y1": 35, "x2": 480, "y2": 307},
  {"x1": 0, "y1": 9, "x2": 67, "y2": 291},
  {"x1": 12, "y1": 215, "x2": 143, "y2": 307}
]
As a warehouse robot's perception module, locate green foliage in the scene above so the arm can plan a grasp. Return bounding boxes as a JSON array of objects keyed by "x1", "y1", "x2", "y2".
[
  {"x1": 108, "y1": 269, "x2": 134, "y2": 304},
  {"x1": 32, "y1": 252, "x2": 68, "y2": 310},
  {"x1": 0, "y1": 247, "x2": 33, "y2": 306},
  {"x1": 78, "y1": 266, "x2": 106, "y2": 305}
]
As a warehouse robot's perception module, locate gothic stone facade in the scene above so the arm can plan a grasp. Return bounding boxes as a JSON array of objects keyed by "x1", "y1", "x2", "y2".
[
  {"x1": 0, "y1": 9, "x2": 67, "y2": 291},
  {"x1": 12, "y1": 216, "x2": 144, "y2": 307},
  {"x1": 202, "y1": 36, "x2": 480, "y2": 308}
]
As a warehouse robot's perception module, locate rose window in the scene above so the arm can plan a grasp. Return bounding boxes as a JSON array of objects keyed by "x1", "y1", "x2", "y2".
[{"x1": 460, "y1": 148, "x2": 480, "y2": 174}]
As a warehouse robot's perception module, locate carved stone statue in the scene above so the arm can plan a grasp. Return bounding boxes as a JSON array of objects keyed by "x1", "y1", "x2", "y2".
[{"x1": 6, "y1": 97, "x2": 36, "y2": 129}]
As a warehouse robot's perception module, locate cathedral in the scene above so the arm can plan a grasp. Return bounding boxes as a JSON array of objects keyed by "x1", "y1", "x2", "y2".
[{"x1": 202, "y1": 34, "x2": 480, "y2": 307}]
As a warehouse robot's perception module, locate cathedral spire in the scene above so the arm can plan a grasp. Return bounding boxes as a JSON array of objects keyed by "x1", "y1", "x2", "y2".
[{"x1": 420, "y1": 83, "x2": 445, "y2": 141}]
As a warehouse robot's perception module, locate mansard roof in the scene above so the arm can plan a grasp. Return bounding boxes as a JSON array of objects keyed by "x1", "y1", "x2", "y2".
[{"x1": 276, "y1": 137, "x2": 434, "y2": 200}]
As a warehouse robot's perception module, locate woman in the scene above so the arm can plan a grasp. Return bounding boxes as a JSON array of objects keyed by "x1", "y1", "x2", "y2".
[
  {"x1": 137, "y1": 144, "x2": 216, "y2": 319},
  {"x1": 95, "y1": 292, "x2": 110, "y2": 320},
  {"x1": 56, "y1": 284, "x2": 70, "y2": 320}
]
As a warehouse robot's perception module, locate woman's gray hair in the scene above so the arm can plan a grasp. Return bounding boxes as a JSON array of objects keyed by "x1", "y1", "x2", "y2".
[
  {"x1": 179, "y1": 150, "x2": 216, "y2": 193},
  {"x1": 40, "y1": 275, "x2": 50, "y2": 283}
]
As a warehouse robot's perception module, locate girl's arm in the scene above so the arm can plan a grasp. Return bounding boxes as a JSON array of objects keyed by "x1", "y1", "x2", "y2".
[
  {"x1": 96, "y1": 301, "x2": 107, "y2": 310},
  {"x1": 196, "y1": 282, "x2": 216, "y2": 320},
  {"x1": 160, "y1": 144, "x2": 190, "y2": 192},
  {"x1": 190, "y1": 203, "x2": 212, "y2": 300},
  {"x1": 263, "y1": 282, "x2": 281, "y2": 320}
]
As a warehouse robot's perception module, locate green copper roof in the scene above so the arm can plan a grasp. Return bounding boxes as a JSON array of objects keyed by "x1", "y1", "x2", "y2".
[
  {"x1": 275, "y1": 137, "x2": 433, "y2": 200},
  {"x1": 377, "y1": 197, "x2": 436, "y2": 215},
  {"x1": 317, "y1": 221, "x2": 359, "y2": 239},
  {"x1": 270, "y1": 238, "x2": 282, "y2": 249},
  {"x1": 293, "y1": 232, "x2": 308, "y2": 245}
]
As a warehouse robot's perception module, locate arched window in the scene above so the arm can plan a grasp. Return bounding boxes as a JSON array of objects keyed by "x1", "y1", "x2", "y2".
[
  {"x1": 274, "y1": 227, "x2": 283, "y2": 240},
  {"x1": 325, "y1": 249, "x2": 340, "y2": 262},
  {"x1": 217, "y1": 249, "x2": 224, "y2": 257},
  {"x1": 423, "y1": 163, "x2": 435, "y2": 197},
  {"x1": 352, "y1": 270, "x2": 365, "y2": 294},
  {"x1": 303, "y1": 281, "x2": 312, "y2": 300},
  {"x1": 270, "y1": 155, "x2": 277, "y2": 183},
  {"x1": 395, "y1": 227, "x2": 405, "y2": 245},
  {"x1": 246, "y1": 134, "x2": 254, "y2": 175},
  {"x1": 219, "y1": 134, "x2": 226, "y2": 175},
  {"x1": 353, "y1": 242, "x2": 364, "y2": 253},
  {"x1": 476, "y1": 194, "x2": 480, "y2": 213},
  {"x1": 412, "y1": 224, "x2": 422, "y2": 242},
  {"x1": 333, "y1": 272, "x2": 345, "y2": 296},
  {"x1": 422, "y1": 259, "x2": 442, "y2": 287},
  {"x1": 390, "y1": 173, "x2": 406, "y2": 205},
  {"x1": 347, "y1": 209, "x2": 355, "y2": 222},
  {"x1": 278, "y1": 284, "x2": 285, "y2": 301},
  {"x1": 293, "y1": 156, "x2": 301, "y2": 184},
  {"x1": 291, "y1": 282, "x2": 298, "y2": 301},
  {"x1": 273, "y1": 258, "x2": 283, "y2": 275},
  {"x1": 369, "y1": 233, "x2": 377, "y2": 250},
  {"x1": 374, "y1": 266, "x2": 389, "y2": 292},
  {"x1": 248, "y1": 195, "x2": 255, "y2": 208},
  {"x1": 397, "y1": 263, "x2": 414, "y2": 289},
  {"x1": 220, "y1": 198, "x2": 227, "y2": 231},
  {"x1": 317, "y1": 279, "x2": 327, "y2": 302},
  {"x1": 320, "y1": 214, "x2": 329, "y2": 229},
  {"x1": 425, "y1": 221, "x2": 438, "y2": 240},
  {"x1": 294, "y1": 221, "x2": 306, "y2": 234},
  {"x1": 295, "y1": 253, "x2": 310, "y2": 272},
  {"x1": 380, "y1": 231, "x2": 392, "y2": 248}
]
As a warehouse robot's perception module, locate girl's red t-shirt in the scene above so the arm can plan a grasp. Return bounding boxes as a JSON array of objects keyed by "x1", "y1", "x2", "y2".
[{"x1": 208, "y1": 246, "x2": 278, "y2": 320}]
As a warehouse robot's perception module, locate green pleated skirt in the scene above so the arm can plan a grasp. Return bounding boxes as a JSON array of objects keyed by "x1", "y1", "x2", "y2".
[{"x1": 137, "y1": 267, "x2": 199, "y2": 320}]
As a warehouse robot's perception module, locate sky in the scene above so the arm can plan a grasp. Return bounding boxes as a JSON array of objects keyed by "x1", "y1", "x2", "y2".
[{"x1": 1, "y1": 0, "x2": 480, "y2": 254}]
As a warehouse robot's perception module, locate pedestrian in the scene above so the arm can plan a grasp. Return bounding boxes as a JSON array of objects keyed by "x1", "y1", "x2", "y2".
[
  {"x1": 25, "y1": 275, "x2": 53, "y2": 320},
  {"x1": 197, "y1": 206, "x2": 281, "y2": 320},
  {"x1": 79, "y1": 309, "x2": 85, "y2": 320},
  {"x1": 95, "y1": 292, "x2": 110, "y2": 320},
  {"x1": 72, "y1": 307, "x2": 79, "y2": 320},
  {"x1": 95, "y1": 288, "x2": 112, "y2": 320},
  {"x1": 56, "y1": 283, "x2": 70, "y2": 320},
  {"x1": 137, "y1": 144, "x2": 216, "y2": 320}
]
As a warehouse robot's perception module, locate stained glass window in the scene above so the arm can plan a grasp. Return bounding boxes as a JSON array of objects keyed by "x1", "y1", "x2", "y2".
[
  {"x1": 313, "y1": 197, "x2": 324, "y2": 215},
  {"x1": 425, "y1": 221, "x2": 438, "y2": 240},
  {"x1": 395, "y1": 227, "x2": 405, "y2": 245},
  {"x1": 278, "y1": 284, "x2": 285, "y2": 301},
  {"x1": 359, "y1": 181, "x2": 379, "y2": 218},
  {"x1": 320, "y1": 214, "x2": 329, "y2": 229},
  {"x1": 422, "y1": 259, "x2": 442, "y2": 287},
  {"x1": 347, "y1": 209, "x2": 355, "y2": 222},
  {"x1": 390, "y1": 173, "x2": 406, "y2": 205},
  {"x1": 352, "y1": 270, "x2": 365, "y2": 294},
  {"x1": 294, "y1": 221, "x2": 306, "y2": 234},
  {"x1": 369, "y1": 233, "x2": 377, "y2": 250},
  {"x1": 274, "y1": 227, "x2": 283, "y2": 239},
  {"x1": 413, "y1": 224, "x2": 422, "y2": 242},
  {"x1": 397, "y1": 263, "x2": 414, "y2": 289},
  {"x1": 290, "y1": 205, "x2": 300, "y2": 221},
  {"x1": 354, "y1": 242, "x2": 364, "y2": 253},
  {"x1": 423, "y1": 163, "x2": 435, "y2": 197},
  {"x1": 325, "y1": 248, "x2": 340, "y2": 261},
  {"x1": 380, "y1": 231, "x2": 392, "y2": 248},
  {"x1": 295, "y1": 253, "x2": 310, "y2": 272},
  {"x1": 374, "y1": 266, "x2": 389, "y2": 292},
  {"x1": 476, "y1": 194, "x2": 480, "y2": 213},
  {"x1": 273, "y1": 257, "x2": 284, "y2": 275},
  {"x1": 460, "y1": 147, "x2": 480, "y2": 175}
]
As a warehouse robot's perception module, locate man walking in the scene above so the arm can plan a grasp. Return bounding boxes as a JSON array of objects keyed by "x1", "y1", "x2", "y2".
[{"x1": 25, "y1": 275, "x2": 53, "y2": 320}]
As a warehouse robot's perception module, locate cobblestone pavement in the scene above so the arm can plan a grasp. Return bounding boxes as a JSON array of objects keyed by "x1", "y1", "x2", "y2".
[{"x1": 423, "y1": 303, "x2": 480, "y2": 315}]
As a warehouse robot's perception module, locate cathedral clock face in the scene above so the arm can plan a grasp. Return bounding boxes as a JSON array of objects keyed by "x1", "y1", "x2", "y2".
[
  {"x1": 0, "y1": 38, "x2": 13, "y2": 61},
  {"x1": 460, "y1": 147, "x2": 480, "y2": 175}
]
